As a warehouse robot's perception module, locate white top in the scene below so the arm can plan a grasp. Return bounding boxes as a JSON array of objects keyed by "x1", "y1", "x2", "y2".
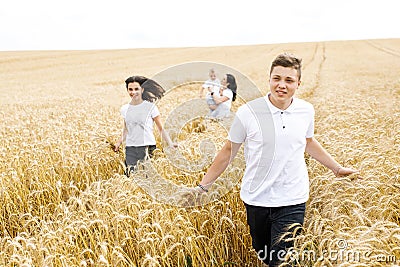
[
  {"x1": 211, "y1": 85, "x2": 221, "y2": 95},
  {"x1": 202, "y1": 78, "x2": 220, "y2": 89},
  {"x1": 228, "y1": 95, "x2": 314, "y2": 207},
  {"x1": 219, "y1": 88, "x2": 233, "y2": 110},
  {"x1": 120, "y1": 101, "x2": 160, "y2": 146}
]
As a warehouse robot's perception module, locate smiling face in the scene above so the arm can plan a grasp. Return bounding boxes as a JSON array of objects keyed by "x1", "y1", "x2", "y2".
[
  {"x1": 268, "y1": 66, "x2": 301, "y2": 109},
  {"x1": 127, "y1": 81, "x2": 144, "y2": 101},
  {"x1": 209, "y1": 71, "x2": 217, "y2": 81},
  {"x1": 221, "y1": 75, "x2": 229, "y2": 88}
]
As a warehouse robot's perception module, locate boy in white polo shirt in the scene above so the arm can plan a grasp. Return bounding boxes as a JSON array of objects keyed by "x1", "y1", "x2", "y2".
[{"x1": 195, "y1": 53, "x2": 358, "y2": 266}]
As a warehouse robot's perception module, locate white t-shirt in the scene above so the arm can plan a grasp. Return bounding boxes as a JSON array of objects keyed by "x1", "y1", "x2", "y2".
[
  {"x1": 202, "y1": 78, "x2": 221, "y2": 89},
  {"x1": 211, "y1": 85, "x2": 221, "y2": 95},
  {"x1": 120, "y1": 101, "x2": 160, "y2": 146},
  {"x1": 220, "y1": 88, "x2": 233, "y2": 110},
  {"x1": 228, "y1": 95, "x2": 314, "y2": 207}
]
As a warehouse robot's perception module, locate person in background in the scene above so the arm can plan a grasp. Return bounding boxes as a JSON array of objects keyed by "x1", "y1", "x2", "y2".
[
  {"x1": 208, "y1": 73, "x2": 237, "y2": 119},
  {"x1": 199, "y1": 68, "x2": 221, "y2": 111},
  {"x1": 115, "y1": 76, "x2": 177, "y2": 175}
]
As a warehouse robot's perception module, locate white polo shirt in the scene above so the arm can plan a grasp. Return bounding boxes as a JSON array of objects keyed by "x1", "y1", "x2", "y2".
[
  {"x1": 228, "y1": 95, "x2": 314, "y2": 207},
  {"x1": 120, "y1": 101, "x2": 160, "y2": 147}
]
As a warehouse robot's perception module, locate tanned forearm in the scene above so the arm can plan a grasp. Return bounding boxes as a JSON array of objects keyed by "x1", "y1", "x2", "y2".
[
  {"x1": 199, "y1": 141, "x2": 240, "y2": 189},
  {"x1": 305, "y1": 137, "x2": 341, "y2": 174}
]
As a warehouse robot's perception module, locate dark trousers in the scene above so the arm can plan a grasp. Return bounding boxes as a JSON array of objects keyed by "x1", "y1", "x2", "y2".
[
  {"x1": 244, "y1": 202, "x2": 306, "y2": 267},
  {"x1": 125, "y1": 145, "x2": 156, "y2": 175}
]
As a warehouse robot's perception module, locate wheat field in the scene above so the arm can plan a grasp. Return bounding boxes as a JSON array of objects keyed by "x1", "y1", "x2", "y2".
[{"x1": 1, "y1": 39, "x2": 399, "y2": 266}]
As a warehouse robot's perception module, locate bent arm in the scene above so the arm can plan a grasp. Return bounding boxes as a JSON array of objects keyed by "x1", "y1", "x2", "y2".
[
  {"x1": 199, "y1": 141, "x2": 242, "y2": 190},
  {"x1": 199, "y1": 86, "x2": 205, "y2": 98},
  {"x1": 213, "y1": 95, "x2": 229, "y2": 105},
  {"x1": 305, "y1": 137, "x2": 358, "y2": 177}
]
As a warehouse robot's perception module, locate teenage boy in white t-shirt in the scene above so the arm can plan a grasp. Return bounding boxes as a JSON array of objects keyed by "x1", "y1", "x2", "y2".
[{"x1": 194, "y1": 53, "x2": 359, "y2": 266}]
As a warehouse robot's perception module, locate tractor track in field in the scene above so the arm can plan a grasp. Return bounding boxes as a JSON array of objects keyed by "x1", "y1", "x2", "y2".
[
  {"x1": 366, "y1": 40, "x2": 400, "y2": 57},
  {"x1": 301, "y1": 42, "x2": 326, "y2": 100},
  {"x1": 303, "y1": 43, "x2": 320, "y2": 70}
]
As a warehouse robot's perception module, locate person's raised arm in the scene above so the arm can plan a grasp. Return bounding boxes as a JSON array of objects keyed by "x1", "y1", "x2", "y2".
[
  {"x1": 305, "y1": 137, "x2": 358, "y2": 177},
  {"x1": 199, "y1": 85, "x2": 205, "y2": 98},
  {"x1": 197, "y1": 140, "x2": 242, "y2": 192}
]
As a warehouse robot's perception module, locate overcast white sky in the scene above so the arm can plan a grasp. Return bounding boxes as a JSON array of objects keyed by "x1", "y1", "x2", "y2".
[{"x1": 1, "y1": 0, "x2": 399, "y2": 51}]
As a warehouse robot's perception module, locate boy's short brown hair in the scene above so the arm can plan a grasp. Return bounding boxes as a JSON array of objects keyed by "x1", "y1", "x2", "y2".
[{"x1": 270, "y1": 53, "x2": 302, "y2": 80}]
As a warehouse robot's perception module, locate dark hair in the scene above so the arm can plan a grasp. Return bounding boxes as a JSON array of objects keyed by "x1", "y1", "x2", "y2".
[
  {"x1": 270, "y1": 53, "x2": 302, "y2": 80},
  {"x1": 226, "y1": 74, "x2": 237, "y2": 102},
  {"x1": 125, "y1": 76, "x2": 165, "y2": 102}
]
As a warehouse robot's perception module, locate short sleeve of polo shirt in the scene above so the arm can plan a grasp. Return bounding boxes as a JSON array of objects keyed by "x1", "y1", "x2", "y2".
[
  {"x1": 305, "y1": 106, "x2": 315, "y2": 138},
  {"x1": 228, "y1": 105, "x2": 247, "y2": 144}
]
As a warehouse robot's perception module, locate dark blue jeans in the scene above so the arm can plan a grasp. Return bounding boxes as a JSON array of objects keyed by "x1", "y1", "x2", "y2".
[{"x1": 244, "y1": 202, "x2": 306, "y2": 267}]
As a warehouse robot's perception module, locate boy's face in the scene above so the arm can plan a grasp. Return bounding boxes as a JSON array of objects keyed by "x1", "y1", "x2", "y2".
[
  {"x1": 269, "y1": 66, "x2": 300, "y2": 104},
  {"x1": 127, "y1": 82, "x2": 144, "y2": 100}
]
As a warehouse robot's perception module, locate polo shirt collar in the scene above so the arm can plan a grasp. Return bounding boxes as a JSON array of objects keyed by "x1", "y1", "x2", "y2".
[{"x1": 265, "y1": 93, "x2": 296, "y2": 114}]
